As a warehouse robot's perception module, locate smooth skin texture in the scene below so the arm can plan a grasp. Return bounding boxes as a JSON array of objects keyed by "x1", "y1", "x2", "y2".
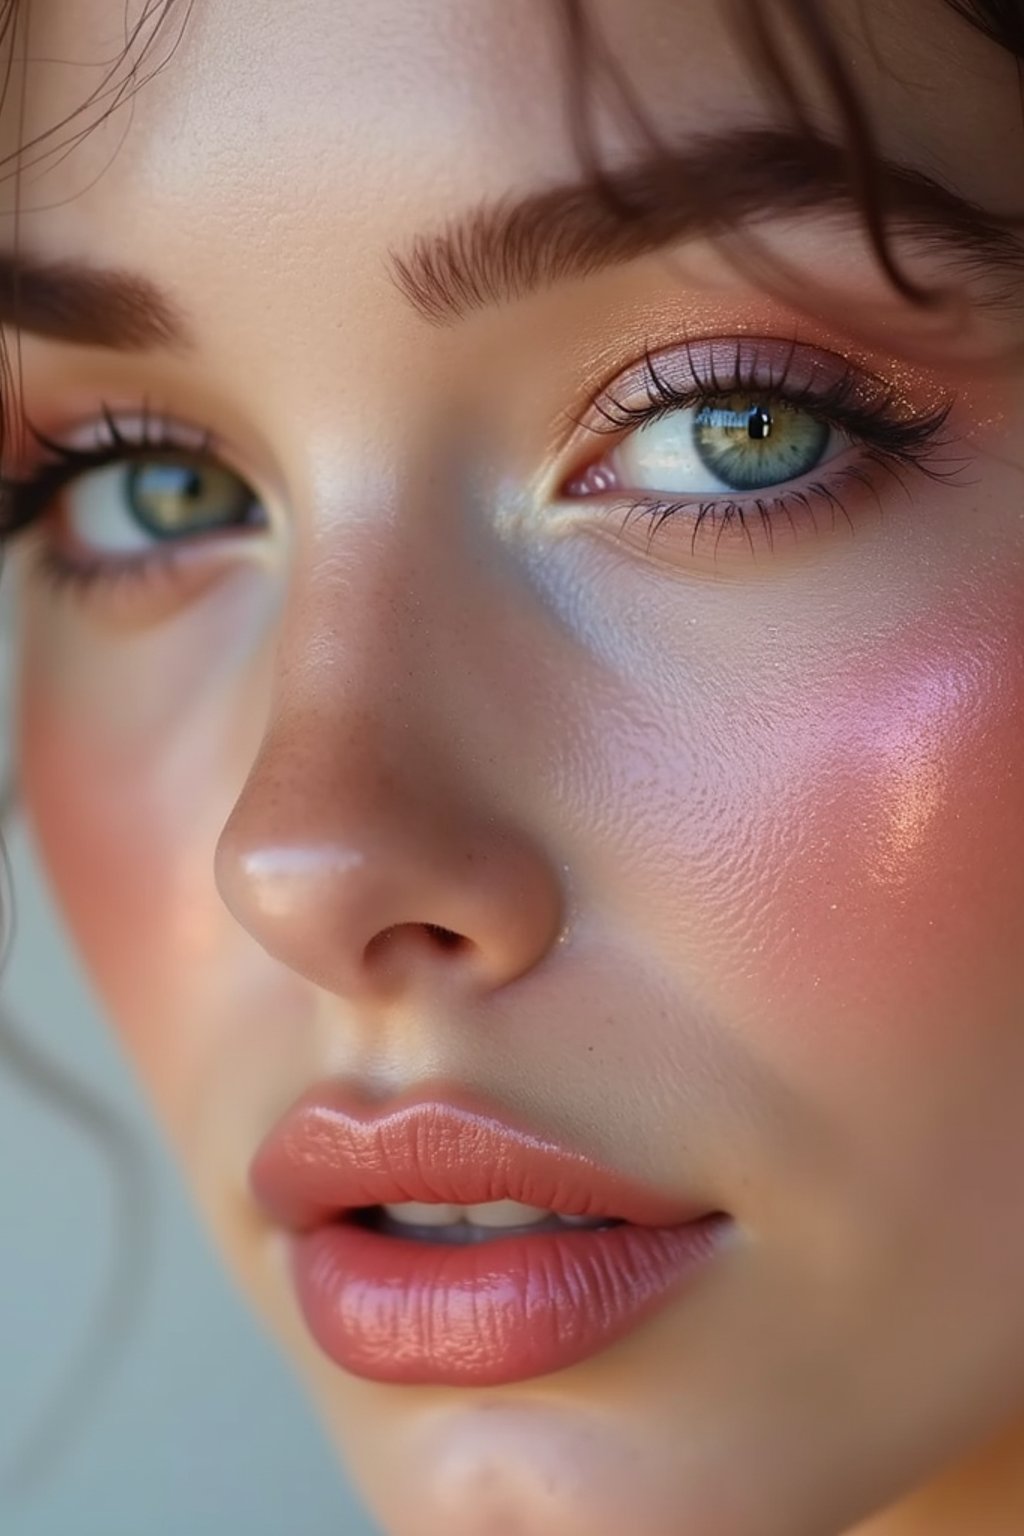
[{"x1": 5, "y1": 1, "x2": 1024, "y2": 1532}]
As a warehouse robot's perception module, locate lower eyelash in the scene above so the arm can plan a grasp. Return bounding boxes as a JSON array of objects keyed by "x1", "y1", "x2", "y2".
[
  {"x1": 604, "y1": 447, "x2": 970, "y2": 561},
  {"x1": 28, "y1": 538, "x2": 183, "y2": 599},
  {"x1": 610, "y1": 489, "x2": 845, "y2": 561}
]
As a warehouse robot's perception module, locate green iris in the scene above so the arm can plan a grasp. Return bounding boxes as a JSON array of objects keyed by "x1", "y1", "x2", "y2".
[
  {"x1": 693, "y1": 395, "x2": 829, "y2": 492},
  {"x1": 126, "y1": 454, "x2": 255, "y2": 539}
]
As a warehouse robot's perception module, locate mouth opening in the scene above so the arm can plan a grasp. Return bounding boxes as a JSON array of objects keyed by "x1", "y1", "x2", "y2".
[{"x1": 346, "y1": 1205, "x2": 627, "y2": 1244}]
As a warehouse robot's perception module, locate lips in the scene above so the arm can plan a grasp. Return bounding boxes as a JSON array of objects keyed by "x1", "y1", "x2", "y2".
[{"x1": 250, "y1": 1086, "x2": 730, "y2": 1386}]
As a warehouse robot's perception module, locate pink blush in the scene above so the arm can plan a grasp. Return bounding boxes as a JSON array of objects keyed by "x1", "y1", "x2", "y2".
[{"x1": 723, "y1": 592, "x2": 1024, "y2": 1071}]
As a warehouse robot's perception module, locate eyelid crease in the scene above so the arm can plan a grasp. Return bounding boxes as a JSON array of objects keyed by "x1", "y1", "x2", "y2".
[{"x1": 572, "y1": 333, "x2": 935, "y2": 436}]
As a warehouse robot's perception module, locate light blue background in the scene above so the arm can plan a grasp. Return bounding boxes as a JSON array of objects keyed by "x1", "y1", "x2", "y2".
[{"x1": 0, "y1": 804, "x2": 379, "y2": 1534}]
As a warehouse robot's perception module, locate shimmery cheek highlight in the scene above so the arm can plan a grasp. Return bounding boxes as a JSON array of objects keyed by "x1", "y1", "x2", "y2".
[{"x1": 718, "y1": 597, "x2": 1024, "y2": 1079}]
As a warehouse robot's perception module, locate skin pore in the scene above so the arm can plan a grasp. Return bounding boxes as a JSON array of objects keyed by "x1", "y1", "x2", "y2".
[{"x1": 4, "y1": 1, "x2": 1024, "y2": 1532}]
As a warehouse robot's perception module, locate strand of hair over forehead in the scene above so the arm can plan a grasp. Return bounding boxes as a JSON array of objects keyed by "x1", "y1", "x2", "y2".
[
  {"x1": 0, "y1": 0, "x2": 194, "y2": 461},
  {"x1": 947, "y1": 0, "x2": 1024, "y2": 49},
  {"x1": 564, "y1": 0, "x2": 1023, "y2": 310}
]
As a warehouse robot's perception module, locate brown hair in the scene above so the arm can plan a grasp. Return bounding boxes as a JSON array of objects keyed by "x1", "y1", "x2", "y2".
[{"x1": 559, "y1": 0, "x2": 1024, "y2": 312}]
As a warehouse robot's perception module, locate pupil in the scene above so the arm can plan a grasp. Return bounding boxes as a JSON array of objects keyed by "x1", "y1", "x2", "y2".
[{"x1": 747, "y1": 405, "x2": 772, "y2": 441}]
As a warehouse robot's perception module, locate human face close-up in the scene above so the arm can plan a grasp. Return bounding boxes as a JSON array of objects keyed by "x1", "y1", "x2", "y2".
[{"x1": 5, "y1": 2, "x2": 1024, "y2": 1533}]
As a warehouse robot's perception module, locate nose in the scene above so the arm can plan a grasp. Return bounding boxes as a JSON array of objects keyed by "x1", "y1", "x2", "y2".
[
  {"x1": 214, "y1": 568, "x2": 566, "y2": 1006},
  {"x1": 216, "y1": 766, "x2": 564, "y2": 1002}
]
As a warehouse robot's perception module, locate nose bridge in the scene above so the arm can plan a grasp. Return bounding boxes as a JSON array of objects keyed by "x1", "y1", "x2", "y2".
[
  {"x1": 214, "y1": 513, "x2": 566, "y2": 1003},
  {"x1": 255, "y1": 499, "x2": 488, "y2": 818}
]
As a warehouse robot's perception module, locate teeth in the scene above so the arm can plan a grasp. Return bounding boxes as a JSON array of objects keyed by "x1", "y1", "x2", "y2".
[
  {"x1": 463, "y1": 1200, "x2": 550, "y2": 1228},
  {"x1": 381, "y1": 1199, "x2": 567, "y2": 1229},
  {"x1": 382, "y1": 1202, "x2": 462, "y2": 1226}
]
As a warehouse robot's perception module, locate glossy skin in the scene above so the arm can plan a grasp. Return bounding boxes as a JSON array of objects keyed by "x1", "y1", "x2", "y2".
[{"x1": 6, "y1": 1, "x2": 1024, "y2": 1532}]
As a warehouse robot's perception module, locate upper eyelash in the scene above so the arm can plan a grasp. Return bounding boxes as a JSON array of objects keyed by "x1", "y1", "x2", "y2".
[{"x1": 579, "y1": 339, "x2": 957, "y2": 468}]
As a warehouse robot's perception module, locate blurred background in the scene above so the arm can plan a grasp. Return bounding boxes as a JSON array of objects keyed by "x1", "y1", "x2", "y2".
[{"x1": 0, "y1": 604, "x2": 377, "y2": 1532}]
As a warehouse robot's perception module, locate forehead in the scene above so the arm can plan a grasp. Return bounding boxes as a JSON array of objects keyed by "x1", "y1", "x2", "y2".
[{"x1": 3, "y1": 0, "x2": 1013, "y2": 271}]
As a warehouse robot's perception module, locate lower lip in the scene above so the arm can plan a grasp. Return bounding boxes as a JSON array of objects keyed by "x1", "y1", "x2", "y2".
[{"x1": 289, "y1": 1212, "x2": 731, "y2": 1387}]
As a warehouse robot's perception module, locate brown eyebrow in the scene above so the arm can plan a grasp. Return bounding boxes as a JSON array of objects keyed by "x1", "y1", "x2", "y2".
[
  {"x1": 389, "y1": 127, "x2": 1024, "y2": 325},
  {"x1": 0, "y1": 255, "x2": 188, "y2": 350},
  {"x1": 0, "y1": 128, "x2": 1016, "y2": 350}
]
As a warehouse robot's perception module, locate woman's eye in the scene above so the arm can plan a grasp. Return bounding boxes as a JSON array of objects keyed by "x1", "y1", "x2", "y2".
[
  {"x1": 606, "y1": 394, "x2": 840, "y2": 497},
  {"x1": 559, "y1": 341, "x2": 958, "y2": 565},
  {"x1": 60, "y1": 451, "x2": 261, "y2": 556}
]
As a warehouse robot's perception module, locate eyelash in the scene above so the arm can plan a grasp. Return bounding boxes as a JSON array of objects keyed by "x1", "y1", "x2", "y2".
[
  {"x1": 565, "y1": 342, "x2": 961, "y2": 557},
  {"x1": 3, "y1": 402, "x2": 209, "y2": 527}
]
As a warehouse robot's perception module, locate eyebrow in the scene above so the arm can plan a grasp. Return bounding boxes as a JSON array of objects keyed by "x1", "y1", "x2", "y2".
[
  {"x1": 0, "y1": 127, "x2": 1017, "y2": 351},
  {"x1": 390, "y1": 126, "x2": 1024, "y2": 325},
  {"x1": 0, "y1": 255, "x2": 187, "y2": 350}
]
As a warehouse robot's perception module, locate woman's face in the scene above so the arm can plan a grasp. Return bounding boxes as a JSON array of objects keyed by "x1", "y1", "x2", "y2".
[{"x1": 8, "y1": 1, "x2": 1024, "y2": 1532}]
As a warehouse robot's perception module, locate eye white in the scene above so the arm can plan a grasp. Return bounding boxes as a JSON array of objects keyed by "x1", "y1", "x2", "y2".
[
  {"x1": 62, "y1": 463, "x2": 158, "y2": 555},
  {"x1": 609, "y1": 405, "x2": 840, "y2": 496}
]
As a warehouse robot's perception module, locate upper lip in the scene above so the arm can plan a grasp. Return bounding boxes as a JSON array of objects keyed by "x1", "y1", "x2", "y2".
[{"x1": 249, "y1": 1083, "x2": 714, "y2": 1230}]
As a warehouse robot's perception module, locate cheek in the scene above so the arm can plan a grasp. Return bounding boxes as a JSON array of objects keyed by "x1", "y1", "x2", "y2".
[
  {"x1": 14, "y1": 574, "x2": 278, "y2": 1120},
  {"x1": 19, "y1": 685, "x2": 227, "y2": 1104},
  {"x1": 654, "y1": 583, "x2": 1024, "y2": 1219},
  {"x1": 739, "y1": 606, "x2": 1024, "y2": 1048}
]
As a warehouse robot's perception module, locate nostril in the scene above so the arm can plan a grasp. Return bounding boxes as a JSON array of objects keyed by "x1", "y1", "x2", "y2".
[{"x1": 365, "y1": 922, "x2": 469, "y2": 966}]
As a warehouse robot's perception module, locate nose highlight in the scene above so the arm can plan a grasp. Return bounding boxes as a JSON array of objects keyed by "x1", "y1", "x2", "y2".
[{"x1": 214, "y1": 812, "x2": 566, "y2": 1004}]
